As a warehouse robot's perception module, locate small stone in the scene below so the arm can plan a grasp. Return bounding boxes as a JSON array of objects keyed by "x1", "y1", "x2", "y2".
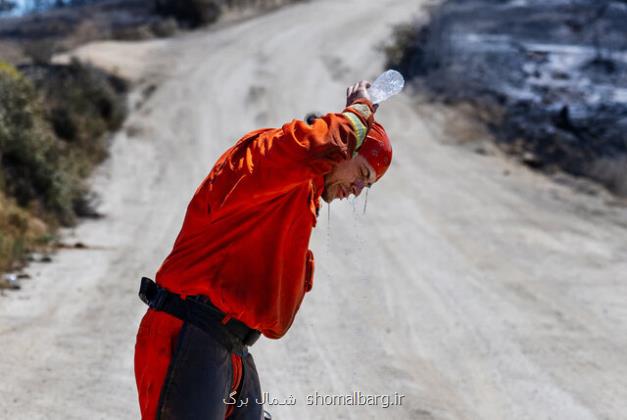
[
  {"x1": 0, "y1": 273, "x2": 21, "y2": 290},
  {"x1": 521, "y1": 152, "x2": 542, "y2": 168}
]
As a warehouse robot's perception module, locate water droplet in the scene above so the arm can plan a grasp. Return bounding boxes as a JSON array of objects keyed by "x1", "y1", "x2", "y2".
[
  {"x1": 327, "y1": 201, "x2": 331, "y2": 224},
  {"x1": 363, "y1": 188, "x2": 369, "y2": 215}
]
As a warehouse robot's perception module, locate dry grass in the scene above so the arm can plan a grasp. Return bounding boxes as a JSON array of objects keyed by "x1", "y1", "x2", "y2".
[{"x1": 0, "y1": 192, "x2": 52, "y2": 274}]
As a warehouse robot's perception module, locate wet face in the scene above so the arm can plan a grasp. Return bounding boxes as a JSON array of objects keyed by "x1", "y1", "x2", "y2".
[{"x1": 322, "y1": 154, "x2": 377, "y2": 203}]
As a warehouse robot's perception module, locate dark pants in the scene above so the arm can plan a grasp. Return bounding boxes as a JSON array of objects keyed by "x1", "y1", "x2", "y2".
[{"x1": 135, "y1": 309, "x2": 264, "y2": 420}]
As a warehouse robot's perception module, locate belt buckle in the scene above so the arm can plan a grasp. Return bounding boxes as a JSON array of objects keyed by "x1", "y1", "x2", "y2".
[
  {"x1": 138, "y1": 290, "x2": 149, "y2": 306},
  {"x1": 139, "y1": 277, "x2": 155, "y2": 306}
]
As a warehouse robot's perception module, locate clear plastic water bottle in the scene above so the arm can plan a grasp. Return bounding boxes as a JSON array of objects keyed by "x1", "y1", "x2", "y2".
[{"x1": 367, "y1": 70, "x2": 405, "y2": 104}]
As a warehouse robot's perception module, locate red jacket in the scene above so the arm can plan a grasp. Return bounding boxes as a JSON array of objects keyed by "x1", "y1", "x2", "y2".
[{"x1": 155, "y1": 99, "x2": 374, "y2": 338}]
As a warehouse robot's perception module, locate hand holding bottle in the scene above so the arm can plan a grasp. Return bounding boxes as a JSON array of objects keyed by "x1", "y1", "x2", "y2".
[
  {"x1": 345, "y1": 70, "x2": 405, "y2": 110},
  {"x1": 345, "y1": 80, "x2": 373, "y2": 108}
]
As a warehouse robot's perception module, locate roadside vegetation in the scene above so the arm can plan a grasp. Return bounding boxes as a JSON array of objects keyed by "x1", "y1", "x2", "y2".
[
  {"x1": 385, "y1": 0, "x2": 627, "y2": 196},
  {"x1": 0, "y1": 59, "x2": 127, "y2": 276}
]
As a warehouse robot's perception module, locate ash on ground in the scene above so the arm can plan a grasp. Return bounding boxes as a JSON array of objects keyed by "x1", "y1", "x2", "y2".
[{"x1": 390, "y1": 0, "x2": 627, "y2": 195}]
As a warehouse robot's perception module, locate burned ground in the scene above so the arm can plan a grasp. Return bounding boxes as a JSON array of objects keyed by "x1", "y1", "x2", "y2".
[{"x1": 388, "y1": 0, "x2": 627, "y2": 195}]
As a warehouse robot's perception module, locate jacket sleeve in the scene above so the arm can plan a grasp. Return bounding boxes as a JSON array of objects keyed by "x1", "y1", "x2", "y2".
[
  {"x1": 204, "y1": 99, "x2": 375, "y2": 212},
  {"x1": 280, "y1": 98, "x2": 375, "y2": 175}
]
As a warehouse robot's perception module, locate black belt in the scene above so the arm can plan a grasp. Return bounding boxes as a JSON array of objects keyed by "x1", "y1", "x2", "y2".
[{"x1": 138, "y1": 277, "x2": 261, "y2": 352}]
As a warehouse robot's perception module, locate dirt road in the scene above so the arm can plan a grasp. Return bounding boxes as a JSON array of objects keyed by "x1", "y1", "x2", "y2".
[{"x1": 2, "y1": 1, "x2": 627, "y2": 419}]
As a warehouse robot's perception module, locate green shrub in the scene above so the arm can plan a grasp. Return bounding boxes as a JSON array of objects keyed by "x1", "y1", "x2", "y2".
[
  {"x1": 26, "y1": 60, "x2": 127, "y2": 147},
  {"x1": 0, "y1": 62, "x2": 77, "y2": 224},
  {"x1": 0, "y1": 60, "x2": 127, "y2": 226}
]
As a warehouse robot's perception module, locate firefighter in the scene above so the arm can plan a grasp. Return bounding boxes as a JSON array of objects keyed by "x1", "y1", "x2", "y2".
[{"x1": 135, "y1": 80, "x2": 393, "y2": 419}]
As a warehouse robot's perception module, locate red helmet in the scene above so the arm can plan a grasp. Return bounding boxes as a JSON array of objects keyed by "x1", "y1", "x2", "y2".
[{"x1": 358, "y1": 122, "x2": 392, "y2": 180}]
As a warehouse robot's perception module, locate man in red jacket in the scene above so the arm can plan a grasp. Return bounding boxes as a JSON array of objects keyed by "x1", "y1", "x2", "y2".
[{"x1": 135, "y1": 80, "x2": 393, "y2": 419}]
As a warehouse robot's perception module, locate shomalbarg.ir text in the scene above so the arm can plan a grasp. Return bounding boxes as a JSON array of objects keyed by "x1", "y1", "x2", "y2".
[{"x1": 306, "y1": 391, "x2": 405, "y2": 408}]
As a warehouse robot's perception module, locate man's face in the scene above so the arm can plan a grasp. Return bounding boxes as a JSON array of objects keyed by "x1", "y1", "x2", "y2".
[{"x1": 322, "y1": 154, "x2": 377, "y2": 203}]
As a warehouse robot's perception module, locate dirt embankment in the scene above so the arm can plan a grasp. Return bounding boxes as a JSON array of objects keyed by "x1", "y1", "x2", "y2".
[{"x1": 386, "y1": 0, "x2": 627, "y2": 195}]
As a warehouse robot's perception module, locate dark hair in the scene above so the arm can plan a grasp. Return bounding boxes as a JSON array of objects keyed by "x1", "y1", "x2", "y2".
[{"x1": 304, "y1": 112, "x2": 322, "y2": 125}]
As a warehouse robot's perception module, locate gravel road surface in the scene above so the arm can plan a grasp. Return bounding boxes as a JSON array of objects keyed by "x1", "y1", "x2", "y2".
[{"x1": 1, "y1": 1, "x2": 627, "y2": 419}]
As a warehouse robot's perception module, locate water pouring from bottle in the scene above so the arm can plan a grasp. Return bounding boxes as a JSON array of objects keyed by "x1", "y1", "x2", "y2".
[{"x1": 322, "y1": 70, "x2": 404, "y2": 231}]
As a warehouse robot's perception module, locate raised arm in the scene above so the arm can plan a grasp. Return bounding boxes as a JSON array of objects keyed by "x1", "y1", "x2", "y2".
[{"x1": 204, "y1": 82, "x2": 375, "y2": 213}]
